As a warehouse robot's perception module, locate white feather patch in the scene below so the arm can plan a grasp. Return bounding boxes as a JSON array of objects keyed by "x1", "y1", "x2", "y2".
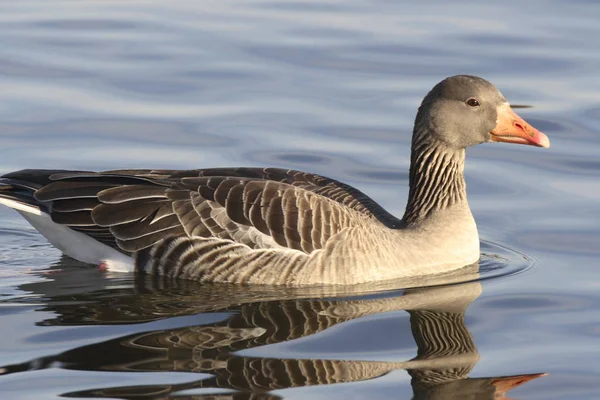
[
  {"x1": 0, "y1": 201, "x2": 134, "y2": 272},
  {"x1": 0, "y1": 198, "x2": 42, "y2": 216}
]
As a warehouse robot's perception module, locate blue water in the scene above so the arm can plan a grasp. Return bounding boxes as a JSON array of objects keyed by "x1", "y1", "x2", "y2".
[{"x1": 1, "y1": 1, "x2": 600, "y2": 398}]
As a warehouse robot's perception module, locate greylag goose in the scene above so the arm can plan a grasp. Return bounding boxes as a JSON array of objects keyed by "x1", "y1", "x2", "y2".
[{"x1": 0, "y1": 75, "x2": 549, "y2": 285}]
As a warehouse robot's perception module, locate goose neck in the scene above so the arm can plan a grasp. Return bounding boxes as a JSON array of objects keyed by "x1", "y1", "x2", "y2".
[{"x1": 402, "y1": 136, "x2": 467, "y2": 226}]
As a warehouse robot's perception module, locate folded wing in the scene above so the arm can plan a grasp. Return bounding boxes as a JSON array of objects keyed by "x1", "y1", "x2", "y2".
[{"x1": 5, "y1": 168, "x2": 397, "y2": 256}]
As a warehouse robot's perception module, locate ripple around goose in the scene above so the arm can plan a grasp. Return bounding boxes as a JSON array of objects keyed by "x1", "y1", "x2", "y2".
[{"x1": 0, "y1": 75, "x2": 550, "y2": 286}]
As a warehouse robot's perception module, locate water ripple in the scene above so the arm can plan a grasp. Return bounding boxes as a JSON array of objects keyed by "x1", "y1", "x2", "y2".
[{"x1": 0, "y1": 1, "x2": 599, "y2": 398}]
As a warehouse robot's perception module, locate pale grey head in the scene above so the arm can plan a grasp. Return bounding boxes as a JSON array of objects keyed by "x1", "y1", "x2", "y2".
[{"x1": 413, "y1": 75, "x2": 550, "y2": 150}]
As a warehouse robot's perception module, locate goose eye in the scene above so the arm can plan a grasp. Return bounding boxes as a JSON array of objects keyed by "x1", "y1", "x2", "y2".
[{"x1": 466, "y1": 98, "x2": 480, "y2": 107}]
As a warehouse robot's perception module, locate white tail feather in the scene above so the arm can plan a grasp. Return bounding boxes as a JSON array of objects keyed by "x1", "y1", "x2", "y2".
[
  {"x1": 0, "y1": 199, "x2": 133, "y2": 272},
  {"x1": 0, "y1": 198, "x2": 42, "y2": 216}
]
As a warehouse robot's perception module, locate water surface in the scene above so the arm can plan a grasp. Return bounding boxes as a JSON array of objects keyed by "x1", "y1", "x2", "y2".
[{"x1": 1, "y1": 1, "x2": 600, "y2": 399}]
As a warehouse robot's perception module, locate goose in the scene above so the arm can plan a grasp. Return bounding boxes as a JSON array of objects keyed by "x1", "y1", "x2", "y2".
[{"x1": 0, "y1": 75, "x2": 550, "y2": 286}]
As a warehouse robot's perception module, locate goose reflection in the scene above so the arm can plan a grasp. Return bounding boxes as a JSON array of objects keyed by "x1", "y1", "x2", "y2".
[{"x1": 1, "y1": 261, "x2": 544, "y2": 399}]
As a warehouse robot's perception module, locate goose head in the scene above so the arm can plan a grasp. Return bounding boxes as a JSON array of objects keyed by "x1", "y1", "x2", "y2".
[{"x1": 414, "y1": 75, "x2": 550, "y2": 150}]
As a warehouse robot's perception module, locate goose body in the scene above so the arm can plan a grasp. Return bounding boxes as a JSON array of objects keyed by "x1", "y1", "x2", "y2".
[{"x1": 0, "y1": 75, "x2": 550, "y2": 285}]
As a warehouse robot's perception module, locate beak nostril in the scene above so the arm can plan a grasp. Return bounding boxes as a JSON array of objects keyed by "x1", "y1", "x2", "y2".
[{"x1": 513, "y1": 122, "x2": 525, "y2": 132}]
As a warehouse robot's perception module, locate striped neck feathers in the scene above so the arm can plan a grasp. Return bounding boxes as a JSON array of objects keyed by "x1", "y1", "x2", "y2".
[{"x1": 402, "y1": 130, "x2": 467, "y2": 226}]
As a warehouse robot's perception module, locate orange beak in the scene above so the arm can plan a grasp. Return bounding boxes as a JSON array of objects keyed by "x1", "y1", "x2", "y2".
[{"x1": 490, "y1": 104, "x2": 550, "y2": 148}]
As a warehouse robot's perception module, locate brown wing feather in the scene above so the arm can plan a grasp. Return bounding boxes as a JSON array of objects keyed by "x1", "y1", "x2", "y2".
[
  {"x1": 1, "y1": 168, "x2": 395, "y2": 258},
  {"x1": 170, "y1": 176, "x2": 366, "y2": 252},
  {"x1": 153, "y1": 167, "x2": 400, "y2": 226}
]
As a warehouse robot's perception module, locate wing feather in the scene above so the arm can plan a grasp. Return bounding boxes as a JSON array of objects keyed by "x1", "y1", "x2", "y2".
[
  {"x1": 1, "y1": 168, "x2": 396, "y2": 277},
  {"x1": 116, "y1": 226, "x2": 185, "y2": 252},
  {"x1": 110, "y1": 214, "x2": 182, "y2": 240},
  {"x1": 97, "y1": 185, "x2": 168, "y2": 204},
  {"x1": 35, "y1": 181, "x2": 119, "y2": 201},
  {"x1": 50, "y1": 210, "x2": 95, "y2": 226},
  {"x1": 52, "y1": 198, "x2": 99, "y2": 212},
  {"x1": 91, "y1": 199, "x2": 169, "y2": 226}
]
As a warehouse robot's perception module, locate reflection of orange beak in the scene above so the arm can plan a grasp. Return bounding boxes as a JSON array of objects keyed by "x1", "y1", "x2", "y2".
[
  {"x1": 490, "y1": 104, "x2": 550, "y2": 148},
  {"x1": 491, "y1": 372, "x2": 547, "y2": 398}
]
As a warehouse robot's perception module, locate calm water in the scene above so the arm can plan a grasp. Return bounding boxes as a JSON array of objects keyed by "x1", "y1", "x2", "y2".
[{"x1": 1, "y1": 1, "x2": 600, "y2": 399}]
